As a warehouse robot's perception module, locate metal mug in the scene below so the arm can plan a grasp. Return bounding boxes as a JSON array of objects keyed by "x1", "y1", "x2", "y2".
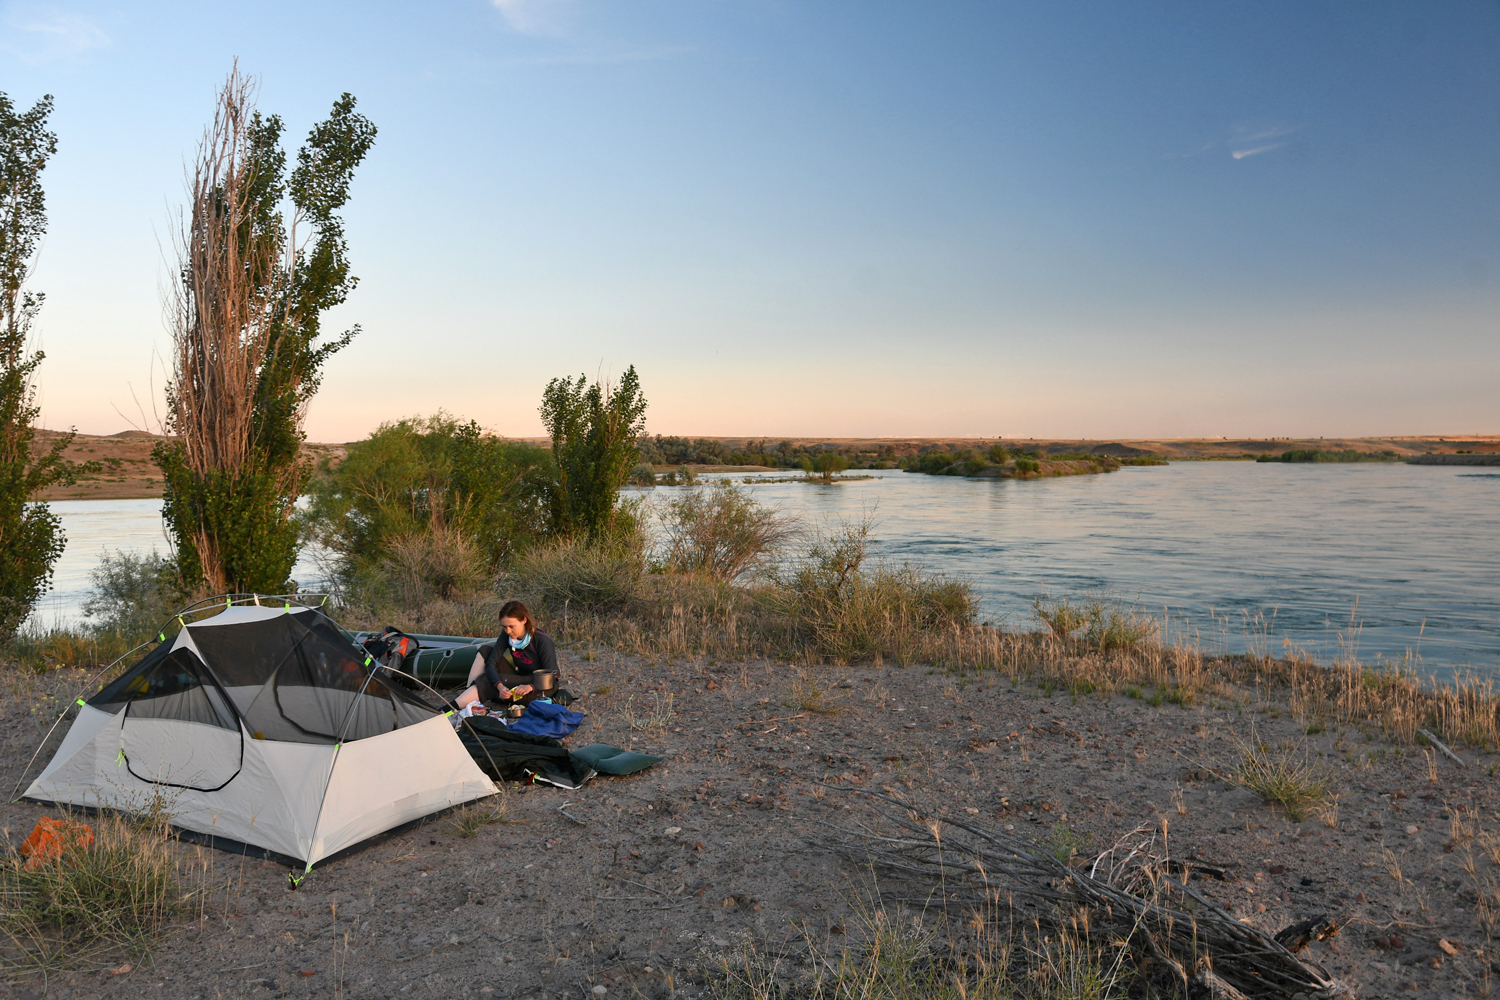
[{"x1": 529, "y1": 669, "x2": 557, "y2": 693}]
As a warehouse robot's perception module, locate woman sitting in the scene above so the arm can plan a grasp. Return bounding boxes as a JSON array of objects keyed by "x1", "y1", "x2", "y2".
[{"x1": 454, "y1": 600, "x2": 558, "y2": 710}]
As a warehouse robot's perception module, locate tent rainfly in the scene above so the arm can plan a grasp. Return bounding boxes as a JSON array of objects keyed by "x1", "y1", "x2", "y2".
[{"x1": 23, "y1": 603, "x2": 495, "y2": 869}]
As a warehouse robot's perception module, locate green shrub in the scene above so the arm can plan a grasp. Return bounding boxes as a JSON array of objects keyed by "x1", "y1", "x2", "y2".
[
  {"x1": 657, "y1": 482, "x2": 796, "y2": 582},
  {"x1": 905, "y1": 451, "x2": 958, "y2": 475},
  {"x1": 508, "y1": 532, "x2": 645, "y2": 614},
  {"x1": 302, "y1": 413, "x2": 553, "y2": 585},
  {"x1": 80, "y1": 551, "x2": 178, "y2": 644},
  {"x1": 1032, "y1": 592, "x2": 1158, "y2": 651},
  {"x1": 771, "y1": 519, "x2": 976, "y2": 662},
  {"x1": 811, "y1": 452, "x2": 850, "y2": 479}
]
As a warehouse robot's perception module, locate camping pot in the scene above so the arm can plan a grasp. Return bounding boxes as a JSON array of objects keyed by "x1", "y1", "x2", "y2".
[
  {"x1": 506, "y1": 704, "x2": 525, "y2": 720},
  {"x1": 529, "y1": 669, "x2": 557, "y2": 694}
]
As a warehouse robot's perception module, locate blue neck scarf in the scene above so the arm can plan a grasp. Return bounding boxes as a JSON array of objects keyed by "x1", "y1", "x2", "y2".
[{"x1": 508, "y1": 632, "x2": 532, "y2": 651}]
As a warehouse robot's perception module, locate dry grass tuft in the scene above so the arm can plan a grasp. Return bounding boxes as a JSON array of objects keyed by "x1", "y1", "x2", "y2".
[
  {"x1": 445, "y1": 796, "x2": 510, "y2": 839},
  {"x1": 1032, "y1": 592, "x2": 1159, "y2": 652},
  {"x1": 0, "y1": 810, "x2": 180, "y2": 973},
  {"x1": 783, "y1": 669, "x2": 842, "y2": 716},
  {"x1": 701, "y1": 892, "x2": 1121, "y2": 1000},
  {"x1": 624, "y1": 692, "x2": 674, "y2": 731},
  {"x1": 1226, "y1": 728, "x2": 1328, "y2": 821}
]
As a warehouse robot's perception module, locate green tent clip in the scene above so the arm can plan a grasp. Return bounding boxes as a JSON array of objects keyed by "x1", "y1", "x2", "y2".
[
  {"x1": 75, "y1": 698, "x2": 85, "y2": 707},
  {"x1": 115, "y1": 749, "x2": 125, "y2": 765}
]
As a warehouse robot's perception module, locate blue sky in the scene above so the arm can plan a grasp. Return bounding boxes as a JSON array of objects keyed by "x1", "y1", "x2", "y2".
[{"x1": 3, "y1": 1, "x2": 1497, "y2": 440}]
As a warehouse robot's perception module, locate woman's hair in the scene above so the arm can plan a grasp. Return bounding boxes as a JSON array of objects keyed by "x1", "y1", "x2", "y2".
[{"x1": 497, "y1": 600, "x2": 536, "y2": 636}]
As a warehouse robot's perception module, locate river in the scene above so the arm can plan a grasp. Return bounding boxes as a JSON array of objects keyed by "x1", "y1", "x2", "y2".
[{"x1": 28, "y1": 462, "x2": 1500, "y2": 679}]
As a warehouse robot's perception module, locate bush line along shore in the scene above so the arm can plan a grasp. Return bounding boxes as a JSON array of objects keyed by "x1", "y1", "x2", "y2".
[{"x1": 31, "y1": 430, "x2": 1500, "y2": 501}]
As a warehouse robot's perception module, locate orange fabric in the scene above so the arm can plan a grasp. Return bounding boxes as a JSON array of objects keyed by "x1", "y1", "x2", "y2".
[{"x1": 19, "y1": 817, "x2": 94, "y2": 869}]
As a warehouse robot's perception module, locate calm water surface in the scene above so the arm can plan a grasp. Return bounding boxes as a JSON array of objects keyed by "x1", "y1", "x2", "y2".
[
  {"x1": 31, "y1": 463, "x2": 1500, "y2": 678},
  {"x1": 674, "y1": 463, "x2": 1500, "y2": 678},
  {"x1": 28, "y1": 499, "x2": 322, "y2": 631}
]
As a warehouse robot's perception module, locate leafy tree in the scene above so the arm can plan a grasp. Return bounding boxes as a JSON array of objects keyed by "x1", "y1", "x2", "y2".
[
  {"x1": 539, "y1": 367, "x2": 647, "y2": 543},
  {"x1": 155, "y1": 69, "x2": 375, "y2": 595},
  {"x1": 811, "y1": 452, "x2": 850, "y2": 480},
  {"x1": 302, "y1": 414, "x2": 553, "y2": 583},
  {"x1": 0, "y1": 92, "x2": 84, "y2": 637}
]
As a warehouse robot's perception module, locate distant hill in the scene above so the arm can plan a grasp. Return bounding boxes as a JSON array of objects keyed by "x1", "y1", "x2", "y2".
[
  {"x1": 28, "y1": 430, "x2": 1499, "y2": 501},
  {"x1": 31, "y1": 430, "x2": 344, "y2": 501}
]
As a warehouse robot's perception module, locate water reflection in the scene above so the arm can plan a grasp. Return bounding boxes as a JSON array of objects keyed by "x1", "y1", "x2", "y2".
[{"x1": 29, "y1": 462, "x2": 1499, "y2": 679}]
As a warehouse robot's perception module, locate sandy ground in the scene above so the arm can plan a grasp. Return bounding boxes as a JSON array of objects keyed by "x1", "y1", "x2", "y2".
[{"x1": 3, "y1": 652, "x2": 1498, "y2": 999}]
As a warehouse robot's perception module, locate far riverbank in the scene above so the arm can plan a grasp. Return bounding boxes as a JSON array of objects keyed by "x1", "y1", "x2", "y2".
[{"x1": 36, "y1": 429, "x2": 1496, "y2": 501}]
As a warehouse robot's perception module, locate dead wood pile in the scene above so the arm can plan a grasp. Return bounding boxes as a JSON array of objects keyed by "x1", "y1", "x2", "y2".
[{"x1": 819, "y1": 789, "x2": 1352, "y2": 1000}]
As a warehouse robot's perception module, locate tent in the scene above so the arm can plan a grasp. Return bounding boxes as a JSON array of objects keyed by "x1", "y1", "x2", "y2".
[{"x1": 22, "y1": 601, "x2": 495, "y2": 870}]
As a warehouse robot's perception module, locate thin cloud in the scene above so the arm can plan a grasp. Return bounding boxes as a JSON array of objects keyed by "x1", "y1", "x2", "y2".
[
  {"x1": 1231, "y1": 142, "x2": 1286, "y2": 160},
  {"x1": 503, "y1": 42, "x2": 696, "y2": 66},
  {"x1": 1, "y1": 6, "x2": 109, "y2": 63},
  {"x1": 1227, "y1": 122, "x2": 1298, "y2": 160},
  {"x1": 492, "y1": 0, "x2": 575, "y2": 36}
]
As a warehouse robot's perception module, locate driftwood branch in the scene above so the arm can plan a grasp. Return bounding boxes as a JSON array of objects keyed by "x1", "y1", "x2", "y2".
[
  {"x1": 1419, "y1": 729, "x2": 1467, "y2": 768},
  {"x1": 815, "y1": 786, "x2": 1353, "y2": 1000}
]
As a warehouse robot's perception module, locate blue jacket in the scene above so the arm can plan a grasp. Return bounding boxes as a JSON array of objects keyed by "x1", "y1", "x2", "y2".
[{"x1": 508, "y1": 700, "x2": 586, "y2": 738}]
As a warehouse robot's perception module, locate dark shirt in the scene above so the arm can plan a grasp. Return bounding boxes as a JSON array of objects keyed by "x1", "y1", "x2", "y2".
[{"x1": 483, "y1": 631, "x2": 557, "y2": 688}]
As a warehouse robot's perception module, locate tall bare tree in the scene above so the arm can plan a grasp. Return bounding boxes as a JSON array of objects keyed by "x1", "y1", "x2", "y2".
[{"x1": 157, "y1": 66, "x2": 374, "y2": 595}]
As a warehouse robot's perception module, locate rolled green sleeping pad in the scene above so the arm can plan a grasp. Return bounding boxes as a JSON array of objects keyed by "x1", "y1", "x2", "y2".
[{"x1": 570, "y1": 744, "x2": 663, "y2": 776}]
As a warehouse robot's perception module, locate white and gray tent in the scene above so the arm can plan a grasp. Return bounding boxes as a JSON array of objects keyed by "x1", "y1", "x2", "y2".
[{"x1": 23, "y1": 601, "x2": 495, "y2": 869}]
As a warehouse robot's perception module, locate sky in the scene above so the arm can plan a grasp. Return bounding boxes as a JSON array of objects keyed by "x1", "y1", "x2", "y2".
[{"x1": 2, "y1": 0, "x2": 1498, "y2": 441}]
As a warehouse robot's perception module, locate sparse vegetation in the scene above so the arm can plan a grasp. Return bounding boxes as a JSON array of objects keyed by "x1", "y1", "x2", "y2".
[
  {"x1": 656, "y1": 481, "x2": 797, "y2": 582},
  {"x1": 770, "y1": 518, "x2": 976, "y2": 664},
  {"x1": 624, "y1": 691, "x2": 673, "y2": 731},
  {"x1": 445, "y1": 796, "x2": 510, "y2": 838},
  {"x1": 703, "y1": 896, "x2": 1125, "y2": 1000},
  {"x1": 0, "y1": 810, "x2": 181, "y2": 972},
  {"x1": 1226, "y1": 727, "x2": 1328, "y2": 821},
  {"x1": 1032, "y1": 592, "x2": 1158, "y2": 652}
]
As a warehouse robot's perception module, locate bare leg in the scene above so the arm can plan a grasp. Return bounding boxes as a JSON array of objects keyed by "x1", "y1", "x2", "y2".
[{"x1": 456, "y1": 652, "x2": 486, "y2": 709}]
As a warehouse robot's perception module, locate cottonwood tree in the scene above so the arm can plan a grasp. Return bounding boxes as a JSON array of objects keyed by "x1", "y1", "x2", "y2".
[
  {"x1": 539, "y1": 367, "x2": 647, "y2": 543},
  {"x1": 155, "y1": 67, "x2": 375, "y2": 595},
  {"x1": 0, "y1": 92, "x2": 82, "y2": 638}
]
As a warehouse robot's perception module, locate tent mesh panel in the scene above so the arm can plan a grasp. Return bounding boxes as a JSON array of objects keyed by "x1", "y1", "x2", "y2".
[
  {"x1": 189, "y1": 610, "x2": 438, "y2": 744},
  {"x1": 90, "y1": 645, "x2": 237, "y2": 729}
]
